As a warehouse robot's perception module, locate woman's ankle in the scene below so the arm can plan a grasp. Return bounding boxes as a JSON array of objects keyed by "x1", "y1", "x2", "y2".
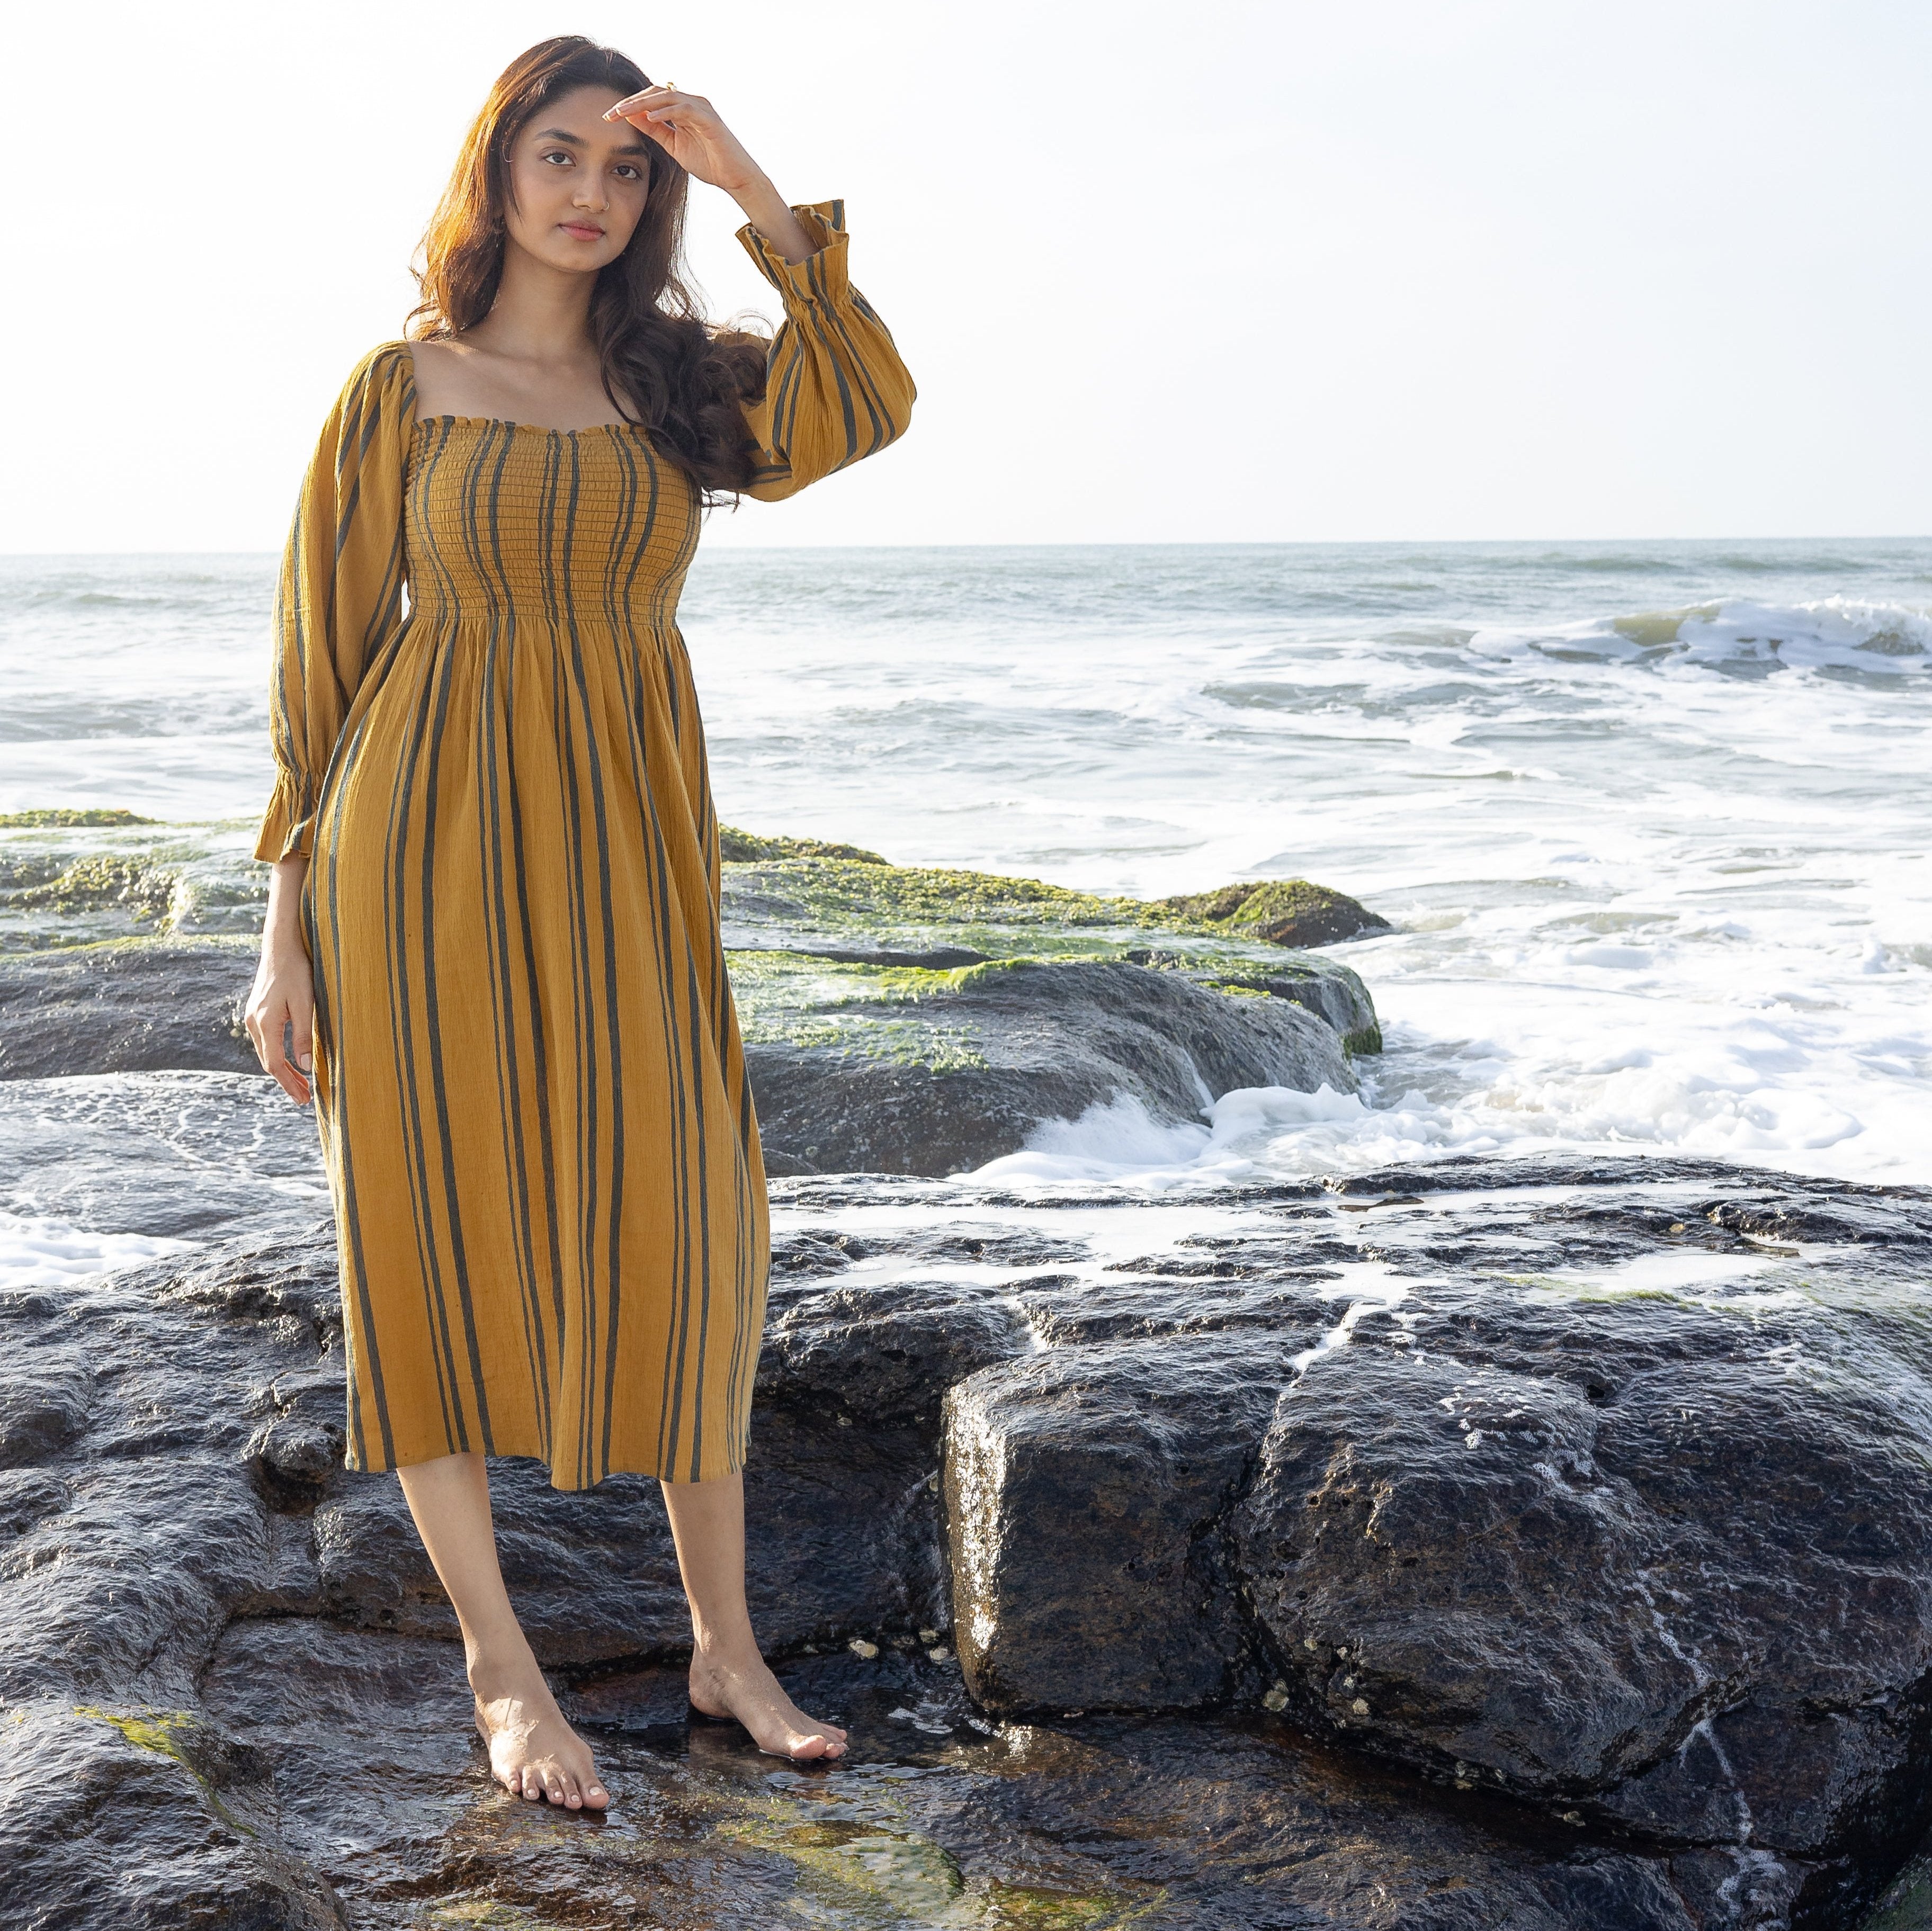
[
  {"x1": 691, "y1": 1630, "x2": 766, "y2": 1676},
  {"x1": 466, "y1": 1637, "x2": 544, "y2": 1699}
]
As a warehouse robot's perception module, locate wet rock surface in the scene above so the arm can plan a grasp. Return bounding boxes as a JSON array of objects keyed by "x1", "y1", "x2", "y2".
[
  {"x1": 0, "y1": 936, "x2": 260, "y2": 1078},
  {"x1": 747, "y1": 957, "x2": 1356, "y2": 1175},
  {"x1": 3, "y1": 1155, "x2": 1929, "y2": 1926},
  {"x1": 5, "y1": 939, "x2": 1373, "y2": 1179}
]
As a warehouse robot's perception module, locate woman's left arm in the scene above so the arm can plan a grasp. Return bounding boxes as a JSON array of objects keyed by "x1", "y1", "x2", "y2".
[{"x1": 607, "y1": 86, "x2": 915, "y2": 498}]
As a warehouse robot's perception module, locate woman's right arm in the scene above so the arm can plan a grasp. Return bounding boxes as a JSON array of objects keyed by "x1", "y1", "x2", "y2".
[{"x1": 246, "y1": 343, "x2": 415, "y2": 1103}]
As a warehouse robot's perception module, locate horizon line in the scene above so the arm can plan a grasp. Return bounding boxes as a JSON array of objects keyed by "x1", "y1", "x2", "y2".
[{"x1": 4, "y1": 533, "x2": 1932, "y2": 562}]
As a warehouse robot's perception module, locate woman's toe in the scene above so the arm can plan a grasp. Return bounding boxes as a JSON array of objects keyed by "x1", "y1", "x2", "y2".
[{"x1": 585, "y1": 1781, "x2": 610, "y2": 1809}]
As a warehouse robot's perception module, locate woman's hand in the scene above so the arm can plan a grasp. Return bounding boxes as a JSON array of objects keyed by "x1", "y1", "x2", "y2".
[
  {"x1": 247, "y1": 856, "x2": 315, "y2": 1106},
  {"x1": 603, "y1": 87, "x2": 817, "y2": 264}
]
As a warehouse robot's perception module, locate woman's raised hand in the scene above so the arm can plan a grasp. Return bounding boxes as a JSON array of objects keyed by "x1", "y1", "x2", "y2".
[
  {"x1": 604, "y1": 86, "x2": 765, "y2": 195},
  {"x1": 605, "y1": 85, "x2": 818, "y2": 266}
]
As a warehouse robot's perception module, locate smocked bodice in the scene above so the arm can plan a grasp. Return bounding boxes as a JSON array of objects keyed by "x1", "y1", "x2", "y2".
[{"x1": 402, "y1": 416, "x2": 701, "y2": 635}]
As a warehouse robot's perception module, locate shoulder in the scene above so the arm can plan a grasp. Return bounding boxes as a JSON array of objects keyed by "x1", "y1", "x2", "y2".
[{"x1": 332, "y1": 340, "x2": 418, "y2": 415}]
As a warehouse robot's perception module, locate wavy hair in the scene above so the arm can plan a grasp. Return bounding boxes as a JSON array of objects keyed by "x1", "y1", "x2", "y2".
[{"x1": 408, "y1": 35, "x2": 767, "y2": 500}]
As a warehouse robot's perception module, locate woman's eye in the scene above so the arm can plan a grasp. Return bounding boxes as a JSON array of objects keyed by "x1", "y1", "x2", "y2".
[
  {"x1": 614, "y1": 164, "x2": 642, "y2": 180},
  {"x1": 540, "y1": 149, "x2": 573, "y2": 166}
]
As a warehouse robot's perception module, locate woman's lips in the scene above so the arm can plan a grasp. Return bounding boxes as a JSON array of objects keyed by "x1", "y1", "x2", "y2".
[{"x1": 560, "y1": 222, "x2": 605, "y2": 240}]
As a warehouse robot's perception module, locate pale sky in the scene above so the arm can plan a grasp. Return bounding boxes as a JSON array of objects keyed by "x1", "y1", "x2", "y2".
[{"x1": 4, "y1": 0, "x2": 1927, "y2": 551}]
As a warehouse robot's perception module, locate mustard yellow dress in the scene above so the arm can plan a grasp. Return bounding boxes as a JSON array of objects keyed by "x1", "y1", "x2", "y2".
[{"x1": 255, "y1": 202, "x2": 913, "y2": 1489}]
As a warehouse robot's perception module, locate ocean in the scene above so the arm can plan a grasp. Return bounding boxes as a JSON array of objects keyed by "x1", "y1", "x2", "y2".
[{"x1": 2, "y1": 537, "x2": 1928, "y2": 1207}]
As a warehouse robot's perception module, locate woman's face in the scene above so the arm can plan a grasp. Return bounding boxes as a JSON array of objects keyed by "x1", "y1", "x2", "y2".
[{"x1": 502, "y1": 84, "x2": 652, "y2": 274}]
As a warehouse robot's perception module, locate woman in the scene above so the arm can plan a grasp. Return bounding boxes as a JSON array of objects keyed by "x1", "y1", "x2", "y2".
[{"x1": 243, "y1": 35, "x2": 913, "y2": 1812}]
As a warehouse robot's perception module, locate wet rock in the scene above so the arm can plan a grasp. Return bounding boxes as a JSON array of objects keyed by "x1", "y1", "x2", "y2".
[
  {"x1": 748, "y1": 957, "x2": 1355, "y2": 1176},
  {"x1": 759, "y1": 1277, "x2": 1033, "y2": 1427},
  {"x1": 1186, "y1": 956, "x2": 1382, "y2": 1052},
  {"x1": 1230, "y1": 1274, "x2": 1932, "y2": 1925},
  {"x1": 195, "y1": 1628, "x2": 1797, "y2": 1931},
  {"x1": 0, "y1": 1359, "x2": 91, "y2": 1465},
  {"x1": 0, "y1": 937, "x2": 261, "y2": 1079},
  {"x1": 720, "y1": 848, "x2": 1392, "y2": 969},
  {"x1": 0, "y1": 1700, "x2": 346, "y2": 1929},
  {"x1": 1155, "y1": 876, "x2": 1396, "y2": 947},
  {"x1": 7, "y1": 1154, "x2": 1931, "y2": 1926},
  {"x1": 1015, "y1": 1269, "x2": 1343, "y2": 1344},
  {"x1": 944, "y1": 1328, "x2": 1319, "y2": 1714},
  {"x1": 6, "y1": 921, "x2": 1376, "y2": 1189},
  {"x1": 0, "y1": 1468, "x2": 68, "y2": 1545}
]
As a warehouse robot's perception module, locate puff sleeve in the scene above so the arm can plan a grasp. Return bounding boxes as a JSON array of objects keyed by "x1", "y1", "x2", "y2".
[
  {"x1": 254, "y1": 343, "x2": 415, "y2": 863},
  {"x1": 736, "y1": 201, "x2": 915, "y2": 502}
]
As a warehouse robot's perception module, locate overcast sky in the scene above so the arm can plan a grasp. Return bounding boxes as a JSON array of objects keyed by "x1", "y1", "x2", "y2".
[{"x1": 4, "y1": 0, "x2": 1927, "y2": 551}]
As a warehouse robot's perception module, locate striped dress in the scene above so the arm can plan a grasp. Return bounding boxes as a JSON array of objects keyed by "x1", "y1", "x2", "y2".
[{"x1": 255, "y1": 202, "x2": 913, "y2": 1488}]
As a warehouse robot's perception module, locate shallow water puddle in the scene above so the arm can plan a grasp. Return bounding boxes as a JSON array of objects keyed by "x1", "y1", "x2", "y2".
[
  {"x1": 1286, "y1": 1259, "x2": 1435, "y2": 1377},
  {"x1": 1535, "y1": 1249, "x2": 1782, "y2": 1296}
]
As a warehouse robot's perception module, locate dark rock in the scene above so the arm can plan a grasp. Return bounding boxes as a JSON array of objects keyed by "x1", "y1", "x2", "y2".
[
  {"x1": 1197, "y1": 958, "x2": 1381, "y2": 1050},
  {"x1": 0, "y1": 1468, "x2": 69, "y2": 1544},
  {"x1": 0, "y1": 1701, "x2": 346, "y2": 1928},
  {"x1": 943, "y1": 1328, "x2": 1317, "y2": 1714},
  {"x1": 749, "y1": 957, "x2": 1354, "y2": 1176},
  {"x1": 791, "y1": 941, "x2": 992, "y2": 968},
  {"x1": 0, "y1": 936, "x2": 259, "y2": 1078},
  {"x1": 7, "y1": 933, "x2": 1375, "y2": 1190},
  {"x1": 759, "y1": 1277, "x2": 1033, "y2": 1427},
  {"x1": 7, "y1": 1154, "x2": 1932, "y2": 1927},
  {"x1": 1015, "y1": 1270, "x2": 1341, "y2": 1344},
  {"x1": 1230, "y1": 1278, "x2": 1932, "y2": 1925},
  {"x1": 185, "y1": 1627, "x2": 1796, "y2": 1930},
  {"x1": 0, "y1": 1360, "x2": 91, "y2": 1465}
]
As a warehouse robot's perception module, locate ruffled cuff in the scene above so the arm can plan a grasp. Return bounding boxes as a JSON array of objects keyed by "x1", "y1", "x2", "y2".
[
  {"x1": 254, "y1": 770, "x2": 315, "y2": 864},
  {"x1": 736, "y1": 199, "x2": 851, "y2": 306}
]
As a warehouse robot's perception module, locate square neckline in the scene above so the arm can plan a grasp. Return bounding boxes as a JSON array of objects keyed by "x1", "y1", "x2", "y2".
[
  {"x1": 413, "y1": 414, "x2": 633, "y2": 440},
  {"x1": 398, "y1": 340, "x2": 638, "y2": 439}
]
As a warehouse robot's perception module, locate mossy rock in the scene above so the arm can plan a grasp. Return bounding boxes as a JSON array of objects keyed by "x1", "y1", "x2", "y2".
[
  {"x1": 1156, "y1": 878, "x2": 1392, "y2": 948},
  {"x1": 740, "y1": 953, "x2": 1355, "y2": 1175},
  {"x1": 720, "y1": 824, "x2": 890, "y2": 866},
  {"x1": 0, "y1": 807, "x2": 159, "y2": 828},
  {"x1": 17, "y1": 854, "x2": 181, "y2": 920}
]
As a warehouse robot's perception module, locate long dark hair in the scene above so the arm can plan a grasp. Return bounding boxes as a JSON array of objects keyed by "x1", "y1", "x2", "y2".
[{"x1": 408, "y1": 35, "x2": 767, "y2": 500}]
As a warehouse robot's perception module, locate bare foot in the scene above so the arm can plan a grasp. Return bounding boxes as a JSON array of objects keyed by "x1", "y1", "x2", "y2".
[
  {"x1": 689, "y1": 1643, "x2": 848, "y2": 1761},
  {"x1": 469, "y1": 1648, "x2": 610, "y2": 1810}
]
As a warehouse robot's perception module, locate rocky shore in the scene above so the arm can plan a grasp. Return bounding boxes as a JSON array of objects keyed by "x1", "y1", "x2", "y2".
[
  {"x1": 7, "y1": 1160, "x2": 1932, "y2": 1928},
  {"x1": 6, "y1": 818, "x2": 1932, "y2": 1929}
]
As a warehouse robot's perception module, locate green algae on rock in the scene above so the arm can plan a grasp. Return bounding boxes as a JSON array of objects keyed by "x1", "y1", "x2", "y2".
[
  {"x1": 18, "y1": 854, "x2": 182, "y2": 922},
  {"x1": 720, "y1": 823, "x2": 891, "y2": 865},
  {"x1": 719, "y1": 854, "x2": 1383, "y2": 1052},
  {"x1": 0, "y1": 807, "x2": 161, "y2": 828},
  {"x1": 1154, "y1": 877, "x2": 1392, "y2": 948},
  {"x1": 0, "y1": 818, "x2": 267, "y2": 951}
]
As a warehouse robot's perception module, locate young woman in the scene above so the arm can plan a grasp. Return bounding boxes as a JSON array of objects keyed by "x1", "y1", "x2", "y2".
[{"x1": 243, "y1": 35, "x2": 913, "y2": 1812}]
